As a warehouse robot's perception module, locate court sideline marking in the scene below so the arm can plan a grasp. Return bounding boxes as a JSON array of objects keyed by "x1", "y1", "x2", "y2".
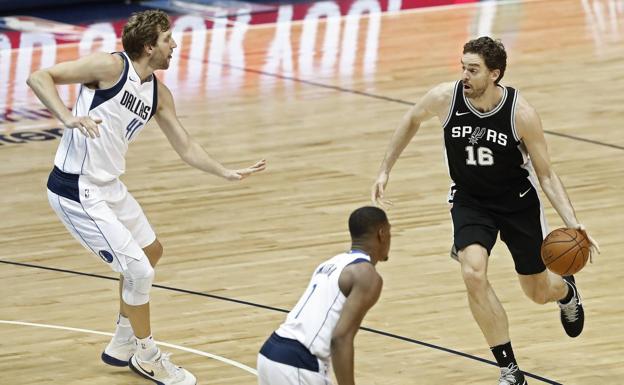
[
  {"x1": 0, "y1": 259, "x2": 562, "y2": 385},
  {"x1": 0, "y1": 320, "x2": 258, "y2": 375}
]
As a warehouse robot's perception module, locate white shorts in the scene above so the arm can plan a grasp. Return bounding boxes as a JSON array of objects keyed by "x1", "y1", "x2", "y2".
[
  {"x1": 257, "y1": 354, "x2": 332, "y2": 385},
  {"x1": 257, "y1": 333, "x2": 332, "y2": 385},
  {"x1": 46, "y1": 166, "x2": 156, "y2": 273}
]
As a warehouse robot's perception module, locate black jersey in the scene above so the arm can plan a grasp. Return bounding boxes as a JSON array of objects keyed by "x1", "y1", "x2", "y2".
[{"x1": 442, "y1": 81, "x2": 529, "y2": 198}]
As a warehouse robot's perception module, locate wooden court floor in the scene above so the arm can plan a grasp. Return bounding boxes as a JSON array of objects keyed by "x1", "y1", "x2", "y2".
[{"x1": 1, "y1": 0, "x2": 623, "y2": 384}]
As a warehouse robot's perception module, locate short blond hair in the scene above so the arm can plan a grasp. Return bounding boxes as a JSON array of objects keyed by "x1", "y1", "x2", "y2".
[{"x1": 122, "y1": 10, "x2": 170, "y2": 60}]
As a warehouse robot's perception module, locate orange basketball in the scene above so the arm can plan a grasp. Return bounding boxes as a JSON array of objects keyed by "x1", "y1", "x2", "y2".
[{"x1": 540, "y1": 228, "x2": 590, "y2": 276}]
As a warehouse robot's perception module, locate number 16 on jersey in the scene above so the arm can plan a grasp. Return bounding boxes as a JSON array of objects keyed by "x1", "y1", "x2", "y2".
[{"x1": 465, "y1": 145, "x2": 494, "y2": 166}]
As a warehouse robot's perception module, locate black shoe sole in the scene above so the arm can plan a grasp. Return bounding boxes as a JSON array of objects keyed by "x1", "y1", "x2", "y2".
[{"x1": 101, "y1": 352, "x2": 129, "y2": 367}]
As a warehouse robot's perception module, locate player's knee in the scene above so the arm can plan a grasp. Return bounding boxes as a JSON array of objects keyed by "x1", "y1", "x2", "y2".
[
  {"x1": 122, "y1": 263, "x2": 155, "y2": 306},
  {"x1": 461, "y1": 263, "x2": 488, "y2": 292}
]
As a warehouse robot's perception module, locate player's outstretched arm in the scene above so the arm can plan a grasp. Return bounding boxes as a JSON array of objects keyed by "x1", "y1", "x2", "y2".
[
  {"x1": 331, "y1": 263, "x2": 383, "y2": 385},
  {"x1": 27, "y1": 52, "x2": 123, "y2": 138},
  {"x1": 372, "y1": 82, "x2": 453, "y2": 207},
  {"x1": 516, "y1": 96, "x2": 600, "y2": 259},
  {"x1": 155, "y1": 81, "x2": 266, "y2": 180}
]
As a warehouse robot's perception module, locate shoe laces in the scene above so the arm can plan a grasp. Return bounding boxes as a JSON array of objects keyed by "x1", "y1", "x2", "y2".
[
  {"x1": 499, "y1": 363, "x2": 522, "y2": 385},
  {"x1": 559, "y1": 283, "x2": 581, "y2": 322},
  {"x1": 560, "y1": 299, "x2": 579, "y2": 322},
  {"x1": 159, "y1": 352, "x2": 185, "y2": 380}
]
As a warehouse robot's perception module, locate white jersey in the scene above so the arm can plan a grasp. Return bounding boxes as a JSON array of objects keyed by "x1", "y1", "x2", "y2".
[
  {"x1": 276, "y1": 251, "x2": 371, "y2": 360},
  {"x1": 54, "y1": 52, "x2": 157, "y2": 183}
]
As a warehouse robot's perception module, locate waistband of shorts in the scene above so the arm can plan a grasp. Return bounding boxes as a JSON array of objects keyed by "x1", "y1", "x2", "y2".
[
  {"x1": 259, "y1": 332, "x2": 319, "y2": 372},
  {"x1": 52, "y1": 166, "x2": 80, "y2": 182},
  {"x1": 48, "y1": 166, "x2": 80, "y2": 202}
]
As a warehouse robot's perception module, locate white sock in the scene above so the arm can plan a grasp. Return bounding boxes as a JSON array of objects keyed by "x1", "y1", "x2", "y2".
[
  {"x1": 137, "y1": 335, "x2": 159, "y2": 361},
  {"x1": 113, "y1": 314, "x2": 134, "y2": 342}
]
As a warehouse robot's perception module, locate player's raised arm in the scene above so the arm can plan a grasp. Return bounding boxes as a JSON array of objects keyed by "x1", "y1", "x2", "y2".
[
  {"x1": 27, "y1": 52, "x2": 123, "y2": 138},
  {"x1": 331, "y1": 263, "x2": 383, "y2": 385},
  {"x1": 372, "y1": 82, "x2": 454, "y2": 207},
  {"x1": 515, "y1": 96, "x2": 600, "y2": 258},
  {"x1": 154, "y1": 81, "x2": 266, "y2": 181}
]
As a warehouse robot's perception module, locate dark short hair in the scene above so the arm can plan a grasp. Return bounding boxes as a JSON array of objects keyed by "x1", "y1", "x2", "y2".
[
  {"x1": 122, "y1": 10, "x2": 170, "y2": 60},
  {"x1": 349, "y1": 206, "x2": 388, "y2": 239},
  {"x1": 463, "y1": 36, "x2": 507, "y2": 84}
]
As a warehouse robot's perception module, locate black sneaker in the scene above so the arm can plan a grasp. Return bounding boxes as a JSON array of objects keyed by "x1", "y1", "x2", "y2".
[
  {"x1": 558, "y1": 275, "x2": 584, "y2": 337},
  {"x1": 499, "y1": 363, "x2": 528, "y2": 385}
]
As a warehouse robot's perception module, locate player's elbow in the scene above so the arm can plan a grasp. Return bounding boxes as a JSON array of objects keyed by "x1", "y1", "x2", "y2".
[
  {"x1": 536, "y1": 169, "x2": 551, "y2": 182},
  {"x1": 535, "y1": 165, "x2": 557, "y2": 184},
  {"x1": 178, "y1": 148, "x2": 194, "y2": 166},
  {"x1": 178, "y1": 141, "x2": 199, "y2": 166},
  {"x1": 26, "y1": 71, "x2": 40, "y2": 88},
  {"x1": 536, "y1": 172, "x2": 556, "y2": 191},
  {"x1": 330, "y1": 337, "x2": 345, "y2": 355},
  {"x1": 331, "y1": 331, "x2": 354, "y2": 352}
]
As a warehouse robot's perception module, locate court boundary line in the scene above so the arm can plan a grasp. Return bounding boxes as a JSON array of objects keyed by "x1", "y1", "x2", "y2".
[
  {"x1": 0, "y1": 319, "x2": 257, "y2": 375},
  {"x1": 0, "y1": 258, "x2": 562, "y2": 384}
]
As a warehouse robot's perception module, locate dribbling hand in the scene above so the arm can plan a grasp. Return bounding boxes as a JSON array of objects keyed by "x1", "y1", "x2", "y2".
[
  {"x1": 224, "y1": 159, "x2": 267, "y2": 181},
  {"x1": 64, "y1": 116, "x2": 102, "y2": 138},
  {"x1": 572, "y1": 224, "x2": 600, "y2": 263}
]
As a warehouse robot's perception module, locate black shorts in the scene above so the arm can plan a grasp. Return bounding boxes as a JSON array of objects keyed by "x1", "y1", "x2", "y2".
[{"x1": 449, "y1": 181, "x2": 547, "y2": 275}]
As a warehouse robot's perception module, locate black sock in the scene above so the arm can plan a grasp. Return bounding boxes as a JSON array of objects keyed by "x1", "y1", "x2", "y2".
[
  {"x1": 490, "y1": 341, "x2": 518, "y2": 368},
  {"x1": 559, "y1": 283, "x2": 573, "y2": 304}
]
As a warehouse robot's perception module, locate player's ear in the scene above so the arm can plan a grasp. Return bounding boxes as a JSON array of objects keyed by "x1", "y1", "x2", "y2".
[
  {"x1": 491, "y1": 68, "x2": 500, "y2": 82},
  {"x1": 377, "y1": 226, "x2": 385, "y2": 241}
]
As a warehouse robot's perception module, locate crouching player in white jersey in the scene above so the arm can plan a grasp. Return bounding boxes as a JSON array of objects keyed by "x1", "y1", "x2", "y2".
[
  {"x1": 257, "y1": 206, "x2": 390, "y2": 385},
  {"x1": 27, "y1": 10, "x2": 266, "y2": 385}
]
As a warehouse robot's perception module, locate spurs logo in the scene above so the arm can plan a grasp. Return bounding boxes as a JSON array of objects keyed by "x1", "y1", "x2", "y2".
[{"x1": 468, "y1": 126, "x2": 486, "y2": 145}]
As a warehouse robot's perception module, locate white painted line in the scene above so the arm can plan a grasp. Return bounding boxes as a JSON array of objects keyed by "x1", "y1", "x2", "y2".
[{"x1": 0, "y1": 320, "x2": 258, "y2": 375}]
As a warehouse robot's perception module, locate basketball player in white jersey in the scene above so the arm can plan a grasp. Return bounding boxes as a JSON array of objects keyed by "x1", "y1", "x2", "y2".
[
  {"x1": 27, "y1": 10, "x2": 265, "y2": 385},
  {"x1": 371, "y1": 37, "x2": 599, "y2": 384},
  {"x1": 257, "y1": 206, "x2": 390, "y2": 385}
]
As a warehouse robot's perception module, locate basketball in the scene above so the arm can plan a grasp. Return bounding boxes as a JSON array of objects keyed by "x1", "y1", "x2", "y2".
[{"x1": 540, "y1": 228, "x2": 590, "y2": 276}]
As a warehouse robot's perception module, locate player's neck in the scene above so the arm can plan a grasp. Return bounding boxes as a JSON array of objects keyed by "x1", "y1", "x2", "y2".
[
  {"x1": 349, "y1": 242, "x2": 375, "y2": 262},
  {"x1": 467, "y1": 84, "x2": 503, "y2": 113},
  {"x1": 349, "y1": 246, "x2": 369, "y2": 254},
  {"x1": 131, "y1": 57, "x2": 156, "y2": 83}
]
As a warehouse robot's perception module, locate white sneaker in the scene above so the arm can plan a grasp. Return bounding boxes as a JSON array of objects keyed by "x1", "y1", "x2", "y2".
[
  {"x1": 101, "y1": 337, "x2": 136, "y2": 367},
  {"x1": 129, "y1": 352, "x2": 196, "y2": 385}
]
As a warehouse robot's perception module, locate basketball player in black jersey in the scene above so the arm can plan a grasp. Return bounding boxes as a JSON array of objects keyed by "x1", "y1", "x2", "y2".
[{"x1": 371, "y1": 37, "x2": 600, "y2": 385}]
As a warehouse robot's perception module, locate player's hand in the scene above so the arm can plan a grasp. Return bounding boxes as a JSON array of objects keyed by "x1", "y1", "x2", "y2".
[
  {"x1": 64, "y1": 116, "x2": 102, "y2": 138},
  {"x1": 223, "y1": 159, "x2": 267, "y2": 181},
  {"x1": 574, "y1": 224, "x2": 600, "y2": 263},
  {"x1": 371, "y1": 172, "x2": 392, "y2": 208}
]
